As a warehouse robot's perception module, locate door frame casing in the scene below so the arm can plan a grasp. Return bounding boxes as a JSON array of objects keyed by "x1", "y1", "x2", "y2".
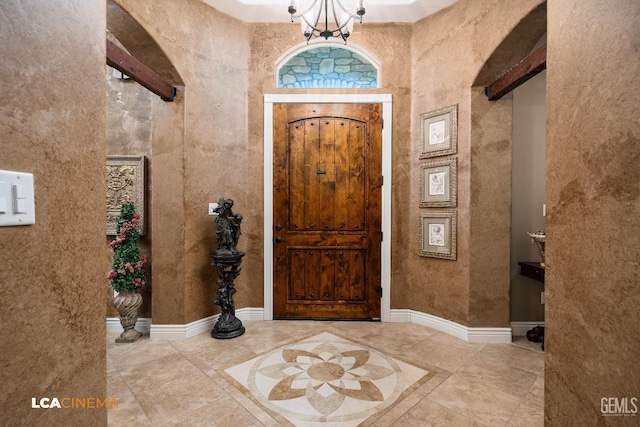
[{"x1": 263, "y1": 94, "x2": 392, "y2": 321}]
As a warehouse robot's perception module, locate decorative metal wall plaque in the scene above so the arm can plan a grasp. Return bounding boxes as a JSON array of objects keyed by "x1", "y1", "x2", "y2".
[{"x1": 106, "y1": 156, "x2": 146, "y2": 235}]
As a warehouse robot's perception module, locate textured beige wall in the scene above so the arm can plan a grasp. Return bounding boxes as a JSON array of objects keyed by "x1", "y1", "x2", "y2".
[
  {"x1": 545, "y1": 1, "x2": 640, "y2": 424},
  {"x1": 115, "y1": 0, "x2": 249, "y2": 324},
  {"x1": 410, "y1": 0, "x2": 545, "y2": 326},
  {"x1": 0, "y1": 1, "x2": 107, "y2": 425},
  {"x1": 149, "y1": 91, "x2": 187, "y2": 324}
]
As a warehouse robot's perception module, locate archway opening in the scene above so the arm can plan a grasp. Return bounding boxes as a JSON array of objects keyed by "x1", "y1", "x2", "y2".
[
  {"x1": 467, "y1": 1, "x2": 547, "y2": 327},
  {"x1": 105, "y1": 0, "x2": 186, "y2": 330}
]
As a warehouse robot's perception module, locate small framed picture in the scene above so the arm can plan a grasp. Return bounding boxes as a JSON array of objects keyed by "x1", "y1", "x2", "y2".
[
  {"x1": 419, "y1": 104, "x2": 457, "y2": 158},
  {"x1": 420, "y1": 158, "x2": 457, "y2": 208},
  {"x1": 419, "y1": 212, "x2": 457, "y2": 260},
  {"x1": 106, "y1": 156, "x2": 146, "y2": 236}
]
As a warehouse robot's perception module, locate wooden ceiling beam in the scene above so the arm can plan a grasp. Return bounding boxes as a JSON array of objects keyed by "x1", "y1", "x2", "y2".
[
  {"x1": 106, "y1": 40, "x2": 176, "y2": 102},
  {"x1": 485, "y1": 42, "x2": 546, "y2": 101}
]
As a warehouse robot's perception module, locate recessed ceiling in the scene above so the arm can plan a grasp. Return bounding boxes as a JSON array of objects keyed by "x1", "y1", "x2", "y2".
[{"x1": 202, "y1": 0, "x2": 457, "y2": 23}]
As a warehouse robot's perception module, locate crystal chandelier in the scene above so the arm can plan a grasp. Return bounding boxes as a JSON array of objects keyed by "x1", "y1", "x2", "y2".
[{"x1": 288, "y1": 1, "x2": 366, "y2": 44}]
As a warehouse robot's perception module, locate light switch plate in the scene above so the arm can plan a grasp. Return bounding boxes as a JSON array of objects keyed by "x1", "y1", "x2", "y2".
[
  {"x1": 209, "y1": 202, "x2": 219, "y2": 215},
  {"x1": 0, "y1": 170, "x2": 35, "y2": 226}
]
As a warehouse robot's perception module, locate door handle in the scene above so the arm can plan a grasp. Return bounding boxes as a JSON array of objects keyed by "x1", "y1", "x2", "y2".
[{"x1": 275, "y1": 236, "x2": 287, "y2": 243}]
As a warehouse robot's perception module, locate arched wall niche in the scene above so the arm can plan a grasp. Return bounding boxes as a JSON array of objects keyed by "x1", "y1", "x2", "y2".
[
  {"x1": 467, "y1": 1, "x2": 547, "y2": 326},
  {"x1": 274, "y1": 40, "x2": 381, "y2": 88}
]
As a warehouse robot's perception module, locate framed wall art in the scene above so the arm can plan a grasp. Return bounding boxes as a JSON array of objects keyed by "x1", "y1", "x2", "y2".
[
  {"x1": 420, "y1": 158, "x2": 457, "y2": 208},
  {"x1": 419, "y1": 211, "x2": 457, "y2": 260},
  {"x1": 106, "y1": 155, "x2": 146, "y2": 235},
  {"x1": 419, "y1": 104, "x2": 457, "y2": 159}
]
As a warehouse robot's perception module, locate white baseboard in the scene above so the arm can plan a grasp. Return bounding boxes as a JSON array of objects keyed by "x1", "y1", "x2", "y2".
[
  {"x1": 149, "y1": 315, "x2": 219, "y2": 340},
  {"x1": 467, "y1": 327, "x2": 513, "y2": 343},
  {"x1": 389, "y1": 309, "x2": 512, "y2": 343},
  {"x1": 388, "y1": 309, "x2": 411, "y2": 323},
  {"x1": 510, "y1": 321, "x2": 545, "y2": 336},
  {"x1": 109, "y1": 308, "x2": 511, "y2": 343},
  {"x1": 106, "y1": 317, "x2": 151, "y2": 334},
  {"x1": 236, "y1": 308, "x2": 267, "y2": 321},
  {"x1": 148, "y1": 308, "x2": 264, "y2": 340}
]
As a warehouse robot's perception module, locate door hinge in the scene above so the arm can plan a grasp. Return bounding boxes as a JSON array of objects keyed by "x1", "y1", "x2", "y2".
[
  {"x1": 381, "y1": 175, "x2": 384, "y2": 186},
  {"x1": 381, "y1": 231, "x2": 383, "y2": 242},
  {"x1": 376, "y1": 286, "x2": 383, "y2": 297},
  {"x1": 381, "y1": 119, "x2": 384, "y2": 129}
]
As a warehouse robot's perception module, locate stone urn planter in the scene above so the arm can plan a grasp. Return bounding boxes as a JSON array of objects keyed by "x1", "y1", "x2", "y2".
[
  {"x1": 113, "y1": 291, "x2": 143, "y2": 343},
  {"x1": 107, "y1": 202, "x2": 147, "y2": 343}
]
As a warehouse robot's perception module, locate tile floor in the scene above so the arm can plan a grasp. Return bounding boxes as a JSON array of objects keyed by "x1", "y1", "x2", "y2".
[{"x1": 107, "y1": 321, "x2": 544, "y2": 426}]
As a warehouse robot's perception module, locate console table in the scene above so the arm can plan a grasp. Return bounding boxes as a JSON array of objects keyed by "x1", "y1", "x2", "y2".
[{"x1": 518, "y1": 261, "x2": 545, "y2": 284}]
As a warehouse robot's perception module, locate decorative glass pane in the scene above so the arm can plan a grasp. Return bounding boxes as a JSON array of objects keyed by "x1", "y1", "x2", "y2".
[{"x1": 278, "y1": 46, "x2": 378, "y2": 89}]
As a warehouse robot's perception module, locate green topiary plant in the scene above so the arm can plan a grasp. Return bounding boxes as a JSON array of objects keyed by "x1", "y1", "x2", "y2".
[{"x1": 107, "y1": 202, "x2": 147, "y2": 293}]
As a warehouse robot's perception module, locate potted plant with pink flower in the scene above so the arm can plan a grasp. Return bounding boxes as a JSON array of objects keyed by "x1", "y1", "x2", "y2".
[{"x1": 107, "y1": 202, "x2": 147, "y2": 343}]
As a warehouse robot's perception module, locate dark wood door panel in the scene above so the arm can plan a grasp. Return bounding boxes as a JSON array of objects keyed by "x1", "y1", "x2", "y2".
[
  {"x1": 287, "y1": 248, "x2": 367, "y2": 303},
  {"x1": 288, "y1": 118, "x2": 367, "y2": 232},
  {"x1": 273, "y1": 103, "x2": 382, "y2": 320}
]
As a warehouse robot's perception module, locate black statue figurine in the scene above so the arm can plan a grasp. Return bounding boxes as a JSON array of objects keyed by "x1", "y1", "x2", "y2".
[
  {"x1": 210, "y1": 198, "x2": 245, "y2": 339},
  {"x1": 213, "y1": 198, "x2": 243, "y2": 256}
]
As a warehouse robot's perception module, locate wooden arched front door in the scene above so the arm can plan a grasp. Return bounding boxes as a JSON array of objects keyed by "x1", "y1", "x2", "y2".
[{"x1": 273, "y1": 103, "x2": 382, "y2": 319}]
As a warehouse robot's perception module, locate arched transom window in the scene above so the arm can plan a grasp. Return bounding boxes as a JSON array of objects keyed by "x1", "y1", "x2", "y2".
[{"x1": 277, "y1": 44, "x2": 380, "y2": 89}]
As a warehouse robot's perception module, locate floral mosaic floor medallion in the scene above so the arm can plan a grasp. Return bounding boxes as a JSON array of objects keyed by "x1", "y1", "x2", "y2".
[{"x1": 222, "y1": 332, "x2": 433, "y2": 426}]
